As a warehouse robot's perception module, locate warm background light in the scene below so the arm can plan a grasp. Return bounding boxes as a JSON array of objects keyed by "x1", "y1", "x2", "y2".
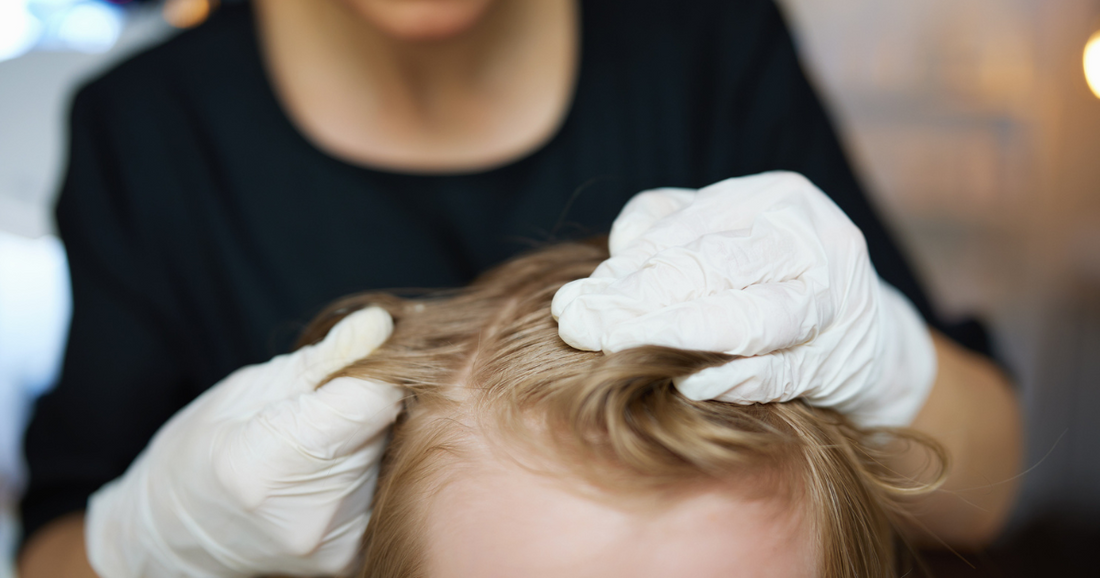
[
  {"x1": 162, "y1": 0, "x2": 217, "y2": 29},
  {"x1": 777, "y1": 2, "x2": 1100, "y2": 568},
  {"x1": 1086, "y1": 30, "x2": 1100, "y2": 99}
]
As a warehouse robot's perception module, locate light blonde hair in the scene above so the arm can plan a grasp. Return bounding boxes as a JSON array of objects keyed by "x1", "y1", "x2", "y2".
[{"x1": 299, "y1": 240, "x2": 947, "y2": 578}]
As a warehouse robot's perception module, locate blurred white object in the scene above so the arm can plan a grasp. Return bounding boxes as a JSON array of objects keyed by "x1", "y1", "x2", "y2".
[
  {"x1": 0, "y1": 1, "x2": 171, "y2": 239},
  {"x1": 1085, "y1": 29, "x2": 1100, "y2": 100},
  {"x1": 0, "y1": 0, "x2": 42, "y2": 63},
  {"x1": 0, "y1": 5, "x2": 169, "y2": 575},
  {"x1": 553, "y1": 172, "x2": 937, "y2": 428},
  {"x1": 0, "y1": 231, "x2": 71, "y2": 578},
  {"x1": 0, "y1": 6, "x2": 168, "y2": 574},
  {"x1": 86, "y1": 308, "x2": 404, "y2": 578},
  {"x1": 49, "y1": 2, "x2": 126, "y2": 54},
  {"x1": 1, "y1": 0, "x2": 127, "y2": 63}
]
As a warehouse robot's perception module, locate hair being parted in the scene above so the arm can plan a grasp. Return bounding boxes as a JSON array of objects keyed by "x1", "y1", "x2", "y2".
[{"x1": 298, "y1": 239, "x2": 947, "y2": 578}]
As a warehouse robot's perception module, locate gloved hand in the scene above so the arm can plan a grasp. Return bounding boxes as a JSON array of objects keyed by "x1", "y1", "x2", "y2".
[
  {"x1": 85, "y1": 307, "x2": 404, "y2": 578},
  {"x1": 552, "y1": 172, "x2": 937, "y2": 428}
]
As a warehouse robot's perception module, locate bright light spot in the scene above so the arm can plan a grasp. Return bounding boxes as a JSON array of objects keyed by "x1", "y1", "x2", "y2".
[
  {"x1": 1086, "y1": 30, "x2": 1100, "y2": 100},
  {"x1": 55, "y1": 2, "x2": 123, "y2": 53},
  {"x1": 0, "y1": 1, "x2": 42, "y2": 62},
  {"x1": 163, "y1": 0, "x2": 215, "y2": 29}
]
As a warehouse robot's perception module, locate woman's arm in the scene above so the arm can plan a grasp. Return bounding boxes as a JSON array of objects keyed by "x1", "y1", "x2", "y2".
[
  {"x1": 893, "y1": 331, "x2": 1023, "y2": 549},
  {"x1": 19, "y1": 513, "x2": 99, "y2": 578}
]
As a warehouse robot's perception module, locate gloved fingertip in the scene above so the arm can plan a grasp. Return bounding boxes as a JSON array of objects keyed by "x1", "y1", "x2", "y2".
[
  {"x1": 559, "y1": 290, "x2": 660, "y2": 353},
  {"x1": 600, "y1": 322, "x2": 653, "y2": 353},
  {"x1": 556, "y1": 321, "x2": 602, "y2": 352},
  {"x1": 674, "y1": 355, "x2": 787, "y2": 405},
  {"x1": 323, "y1": 306, "x2": 394, "y2": 362},
  {"x1": 674, "y1": 364, "x2": 745, "y2": 401},
  {"x1": 758, "y1": 170, "x2": 814, "y2": 190},
  {"x1": 551, "y1": 279, "x2": 585, "y2": 319},
  {"x1": 553, "y1": 277, "x2": 615, "y2": 315}
]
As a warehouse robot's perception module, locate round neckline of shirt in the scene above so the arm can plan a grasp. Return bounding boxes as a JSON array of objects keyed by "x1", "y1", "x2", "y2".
[{"x1": 238, "y1": 2, "x2": 588, "y2": 181}]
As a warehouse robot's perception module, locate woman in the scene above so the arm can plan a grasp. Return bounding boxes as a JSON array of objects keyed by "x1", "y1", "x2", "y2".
[{"x1": 20, "y1": 0, "x2": 1019, "y2": 576}]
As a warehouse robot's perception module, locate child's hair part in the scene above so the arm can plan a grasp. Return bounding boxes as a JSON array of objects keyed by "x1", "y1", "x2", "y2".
[{"x1": 298, "y1": 240, "x2": 947, "y2": 578}]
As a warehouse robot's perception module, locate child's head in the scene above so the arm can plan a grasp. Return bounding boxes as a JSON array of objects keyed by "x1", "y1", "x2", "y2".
[{"x1": 300, "y1": 241, "x2": 944, "y2": 578}]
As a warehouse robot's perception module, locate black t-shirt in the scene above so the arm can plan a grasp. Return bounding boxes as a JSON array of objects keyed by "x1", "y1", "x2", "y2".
[{"x1": 21, "y1": 0, "x2": 986, "y2": 541}]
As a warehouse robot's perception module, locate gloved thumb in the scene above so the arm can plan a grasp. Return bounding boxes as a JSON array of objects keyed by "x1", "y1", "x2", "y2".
[
  {"x1": 259, "y1": 376, "x2": 405, "y2": 462},
  {"x1": 296, "y1": 307, "x2": 394, "y2": 389},
  {"x1": 210, "y1": 376, "x2": 403, "y2": 562},
  {"x1": 215, "y1": 376, "x2": 404, "y2": 514}
]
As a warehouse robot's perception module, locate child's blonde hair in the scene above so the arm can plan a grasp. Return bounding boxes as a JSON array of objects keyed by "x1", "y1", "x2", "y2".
[{"x1": 299, "y1": 240, "x2": 946, "y2": 578}]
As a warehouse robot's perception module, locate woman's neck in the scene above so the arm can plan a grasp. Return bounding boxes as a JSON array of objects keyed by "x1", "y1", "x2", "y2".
[{"x1": 253, "y1": 0, "x2": 579, "y2": 173}]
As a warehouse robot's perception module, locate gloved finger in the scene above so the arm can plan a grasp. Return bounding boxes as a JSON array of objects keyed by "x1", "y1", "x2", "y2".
[
  {"x1": 610, "y1": 226, "x2": 822, "y2": 304},
  {"x1": 217, "y1": 379, "x2": 394, "y2": 562},
  {"x1": 554, "y1": 214, "x2": 813, "y2": 333},
  {"x1": 555, "y1": 285, "x2": 652, "y2": 350},
  {"x1": 596, "y1": 181, "x2": 826, "y2": 284},
  {"x1": 551, "y1": 276, "x2": 612, "y2": 322},
  {"x1": 693, "y1": 171, "x2": 819, "y2": 218},
  {"x1": 215, "y1": 377, "x2": 404, "y2": 511},
  {"x1": 595, "y1": 280, "x2": 825, "y2": 354},
  {"x1": 674, "y1": 350, "x2": 798, "y2": 403},
  {"x1": 295, "y1": 307, "x2": 394, "y2": 389},
  {"x1": 676, "y1": 344, "x2": 877, "y2": 414},
  {"x1": 271, "y1": 376, "x2": 405, "y2": 459},
  {"x1": 594, "y1": 218, "x2": 704, "y2": 281},
  {"x1": 557, "y1": 216, "x2": 794, "y2": 322},
  {"x1": 592, "y1": 198, "x2": 730, "y2": 283},
  {"x1": 608, "y1": 188, "x2": 695, "y2": 256}
]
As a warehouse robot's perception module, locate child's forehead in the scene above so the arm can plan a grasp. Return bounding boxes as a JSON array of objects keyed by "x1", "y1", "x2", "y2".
[{"x1": 421, "y1": 448, "x2": 819, "y2": 578}]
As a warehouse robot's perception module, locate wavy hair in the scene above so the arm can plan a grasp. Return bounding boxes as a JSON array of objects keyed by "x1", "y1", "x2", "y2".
[{"x1": 298, "y1": 240, "x2": 946, "y2": 578}]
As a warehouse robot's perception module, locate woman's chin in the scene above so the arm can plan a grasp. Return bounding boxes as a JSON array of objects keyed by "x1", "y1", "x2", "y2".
[{"x1": 343, "y1": 0, "x2": 498, "y2": 42}]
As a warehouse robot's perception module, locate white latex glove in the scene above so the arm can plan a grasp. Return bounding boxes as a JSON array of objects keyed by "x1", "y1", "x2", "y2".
[
  {"x1": 86, "y1": 307, "x2": 404, "y2": 578},
  {"x1": 552, "y1": 172, "x2": 936, "y2": 428}
]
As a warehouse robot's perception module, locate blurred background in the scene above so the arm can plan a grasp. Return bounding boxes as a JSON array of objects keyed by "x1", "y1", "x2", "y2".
[
  {"x1": 0, "y1": 0, "x2": 1097, "y2": 576},
  {"x1": 779, "y1": 0, "x2": 1100, "y2": 573},
  {"x1": 777, "y1": 1, "x2": 1100, "y2": 574}
]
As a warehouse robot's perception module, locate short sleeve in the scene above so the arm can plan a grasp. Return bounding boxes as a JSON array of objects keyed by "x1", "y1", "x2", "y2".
[
  {"x1": 20, "y1": 84, "x2": 194, "y2": 543},
  {"x1": 704, "y1": 0, "x2": 992, "y2": 357}
]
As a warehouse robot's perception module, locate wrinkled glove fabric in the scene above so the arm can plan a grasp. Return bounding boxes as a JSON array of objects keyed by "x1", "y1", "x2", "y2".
[
  {"x1": 85, "y1": 307, "x2": 403, "y2": 578},
  {"x1": 553, "y1": 172, "x2": 937, "y2": 428}
]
